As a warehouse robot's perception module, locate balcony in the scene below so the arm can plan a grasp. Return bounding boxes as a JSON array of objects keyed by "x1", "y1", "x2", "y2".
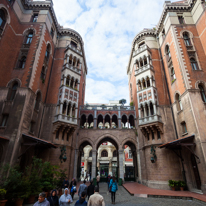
[
  {"x1": 133, "y1": 45, "x2": 151, "y2": 57},
  {"x1": 68, "y1": 44, "x2": 82, "y2": 55},
  {"x1": 135, "y1": 64, "x2": 154, "y2": 76},
  {"x1": 63, "y1": 63, "x2": 81, "y2": 75},
  {"x1": 53, "y1": 114, "x2": 77, "y2": 125},
  {"x1": 139, "y1": 114, "x2": 163, "y2": 134}
]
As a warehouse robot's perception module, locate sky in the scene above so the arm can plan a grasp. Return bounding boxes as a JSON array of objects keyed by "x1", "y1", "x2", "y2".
[{"x1": 51, "y1": 0, "x2": 170, "y2": 105}]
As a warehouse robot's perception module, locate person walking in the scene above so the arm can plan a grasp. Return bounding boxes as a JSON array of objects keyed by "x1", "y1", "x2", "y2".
[
  {"x1": 47, "y1": 190, "x2": 59, "y2": 206},
  {"x1": 87, "y1": 180, "x2": 95, "y2": 200},
  {"x1": 74, "y1": 191, "x2": 87, "y2": 206},
  {"x1": 62, "y1": 178, "x2": 69, "y2": 194},
  {"x1": 33, "y1": 192, "x2": 50, "y2": 206},
  {"x1": 88, "y1": 186, "x2": 105, "y2": 206},
  {"x1": 109, "y1": 176, "x2": 118, "y2": 204},
  {"x1": 96, "y1": 174, "x2": 100, "y2": 187},
  {"x1": 59, "y1": 188, "x2": 73, "y2": 206},
  {"x1": 107, "y1": 174, "x2": 111, "y2": 190},
  {"x1": 78, "y1": 180, "x2": 87, "y2": 198},
  {"x1": 69, "y1": 178, "x2": 77, "y2": 200}
]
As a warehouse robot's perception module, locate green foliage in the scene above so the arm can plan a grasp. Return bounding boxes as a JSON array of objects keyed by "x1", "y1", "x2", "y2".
[
  {"x1": 171, "y1": 79, "x2": 176, "y2": 84},
  {"x1": 179, "y1": 180, "x2": 186, "y2": 187},
  {"x1": 0, "y1": 189, "x2": 6, "y2": 200},
  {"x1": 53, "y1": 169, "x2": 67, "y2": 190},
  {"x1": 0, "y1": 165, "x2": 30, "y2": 200},
  {"x1": 119, "y1": 99, "x2": 126, "y2": 106},
  {"x1": 168, "y1": 180, "x2": 175, "y2": 187},
  {"x1": 130, "y1": 102, "x2": 134, "y2": 106}
]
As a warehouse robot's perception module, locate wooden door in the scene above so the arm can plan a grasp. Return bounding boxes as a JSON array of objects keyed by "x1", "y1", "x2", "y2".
[{"x1": 191, "y1": 154, "x2": 201, "y2": 190}]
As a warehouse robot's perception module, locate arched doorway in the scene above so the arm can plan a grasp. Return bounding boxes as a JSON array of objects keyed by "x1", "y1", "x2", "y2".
[
  {"x1": 123, "y1": 141, "x2": 138, "y2": 182},
  {"x1": 77, "y1": 141, "x2": 93, "y2": 181},
  {"x1": 96, "y1": 137, "x2": 119, "y2": 182}
]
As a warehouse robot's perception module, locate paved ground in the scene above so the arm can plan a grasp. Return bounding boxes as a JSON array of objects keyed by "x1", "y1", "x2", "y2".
[{"x1": 71, "y1": 182, "x2": 206, "y2": 206}]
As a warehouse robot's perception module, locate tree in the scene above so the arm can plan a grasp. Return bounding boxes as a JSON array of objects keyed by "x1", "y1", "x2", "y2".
[{"x1": 119, "y1": 99, "x2": 126, "y2": 106}]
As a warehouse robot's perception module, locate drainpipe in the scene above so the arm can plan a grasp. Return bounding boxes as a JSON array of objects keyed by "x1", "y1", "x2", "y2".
[
  {"x1": 38, "y1": 48, "x2": 57, "y2": 139},
  {"x1": 157, "y1": 36, "x2": 186, "y2": 184}
]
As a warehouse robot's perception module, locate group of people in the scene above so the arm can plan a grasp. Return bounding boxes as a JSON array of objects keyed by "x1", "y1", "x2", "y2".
[{"x1": 33, "y1": 175, "x2": 118, "y2": 206}]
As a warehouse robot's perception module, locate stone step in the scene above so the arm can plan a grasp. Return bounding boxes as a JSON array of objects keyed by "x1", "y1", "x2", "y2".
[{"x1": 191, "y1": 188, "x2": 203, "y2": 195}]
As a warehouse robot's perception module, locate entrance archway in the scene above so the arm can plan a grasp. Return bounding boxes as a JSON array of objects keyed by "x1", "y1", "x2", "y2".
[
  {"x1": 77, "y1": 141, "x2": 93, "y2": 181},
  {"x1": 95, "y1": 136, "x2": 121, "y2": 182},
  {"x1": 123, "y1": 141, "x2": 138, "y2": 182}
]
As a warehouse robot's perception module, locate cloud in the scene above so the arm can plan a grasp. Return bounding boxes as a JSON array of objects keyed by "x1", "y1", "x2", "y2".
[{"x1": 52, "y1": 0, "x2": 167, "y2": 104}]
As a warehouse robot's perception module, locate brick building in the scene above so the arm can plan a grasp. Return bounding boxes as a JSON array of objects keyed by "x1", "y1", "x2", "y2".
[
  {"x1": 127, "y1": 0, "x2": 206, "y2": 193},
  {"x1": 1, "y1": 0, "x2": 206, "y2": 195}
]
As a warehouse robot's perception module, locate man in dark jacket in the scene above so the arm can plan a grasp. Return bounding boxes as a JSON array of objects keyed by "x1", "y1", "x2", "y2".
[
  {"x1": 74, "y1": 191, "x2": 87, "y2": 206},
  {"x1": 87, "y1": 180, "x2": 95, "y2": 200},
  {"x1": 62, "y1": 178, "x2": 69, "y2": 189}
]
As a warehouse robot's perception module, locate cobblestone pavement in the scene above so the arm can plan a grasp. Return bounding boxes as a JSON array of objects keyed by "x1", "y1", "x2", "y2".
[{"x1": 71, "y1": 182, "x2": 206, "y2": 206}]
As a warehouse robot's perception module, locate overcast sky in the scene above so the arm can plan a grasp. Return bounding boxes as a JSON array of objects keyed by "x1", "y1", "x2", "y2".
[{"x1": 52, "y1": 0, "x2": 169, "y2": 105}]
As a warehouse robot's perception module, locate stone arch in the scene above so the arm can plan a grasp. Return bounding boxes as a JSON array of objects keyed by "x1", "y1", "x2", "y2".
[
  {"x1": 95, "y1": 134, "x2": 120, "y2": 150},
  {"x1": 180, "y1": 30, "x2": 194, "y2": 39},
  {"x1": 121, "y1": 138, "x2": 137, "y2": 150},
  {"x1": 6, "y1": 78, "x2": 22, "y2": 87},
  {"x1": 0, "y1": 4, "x2": 10, "y2": 24},
  {"x1": 78, "y1": 138, "x2": 94, "y2": 150},
  {"x1": 45, "y1": 41, "x2": 52, "y2": 55},
  {"x1": 174, "y1": 91, "x2": 181, "y2": 102},
  {"x1": 103, "y1": 113, "x2": 111, "y2": 118},
  {"x1": 23, "y1": 27, "x2": 36, "y2": 36},
  {"x1": 195, "y1": 80, "x2": 206, "y2": 90}
]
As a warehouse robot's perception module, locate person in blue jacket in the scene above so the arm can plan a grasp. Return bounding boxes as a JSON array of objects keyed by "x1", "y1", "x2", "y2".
[
  {"x1": 109, "y1": 176, "x2": 118, "y2": 204},
  {"x1": 74, "y1": 191, "x2": 87, "y2": 206}
]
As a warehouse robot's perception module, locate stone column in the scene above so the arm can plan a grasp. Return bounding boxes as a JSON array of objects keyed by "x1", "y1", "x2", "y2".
[
  {"x1": 154, "y1": 104, "x2": 157, "y2": 115},
  {"x1": 150, "y1": 77, "x2": 152, "y2": 87},
  {"x1": 92, "y1": 150, "x2": 97, "y2": 179},
  {"x1": 110, "y1": 119, "x2": 112, "y2": 128},
  {"x1": 65, "y1": 102, "x2": 68, "y2": 116},
  {"x1": 64, "y1": 77, "x2": 66, "y2": 85},
  {"x1": 109, "y1": 159, "x2": 112, "y2": 174},
  {"x1": 118, "y1": 119, "x2": 122, "y2": 129},
  {"x1": 73, "y1": 149, "x2": 79, "y2": 179},
  {"x1": 56, "y1": 105, "x2": 59, "y2": 115},
  {"x1": 138, "y1": 108, "x2": 141, "y2": 118},
  {"x1": 118, "y1": 150, "x2": 124, "y2": 180},
  {"x1": 94, "y1": 109, "x2": 97, "y2": 128},
  {"x1": 143, "y1": 106, "x2": 146, "y2": 117},
  {"x1": 147, "y1": 56, "x2": 150, "y2": 65},
  {"x1": 103, "y1": 119, "x2": 105, "y2": 128},
  {"x1": 84, "y1": 157, "x2": 88, "y2": 172},
  {"x1": 60, "y1": 102, "x2": 63, "y2": 115},
  {"x1": 75, "y1": 107, "x2": 78, "y2": 118}
]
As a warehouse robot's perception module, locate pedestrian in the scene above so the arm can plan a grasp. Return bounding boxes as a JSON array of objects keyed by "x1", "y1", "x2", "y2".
[
  {"x1": 59, "y1": 188, "x2": 73, "y2": 206},
  {"x1": 107, "y1": 175, "x2": 111, "y2": 191},
  {"x1": 33, "y1": 192, "x2": 50, "y2": 206},
  {"x1": 78, "y1": 180, "x2": 87, "y2": 198},
  {"x1": 87, "y1": 180, "x2": 95, "y2": 200},
  {"x1": 62, "y1": 178, "x2": 69, "y2": 194},
  {"x1": 109, "y1": 176, "x2": 118, "y2": 204},
  {"x1": 96, "y1": 174, "x2": 100, "y2": 187},
  {"x1": 84, "y1": 170, "x2": 87, "y2": 180},
  {"x1": 69, "y1": 178, "x2": 77, "y2": 200},
  {"x1": 74, "y1": 191, "x2": 87, "y2": 206},
  {"x1": 87, "y1": 186, "x2": 105, "y2": 206},
  {"x1": 47, "y1": 189, "x2": 59, "y2": 206}
]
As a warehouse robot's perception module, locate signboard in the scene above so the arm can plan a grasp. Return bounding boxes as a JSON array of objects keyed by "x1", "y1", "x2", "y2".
[
  {"x1": 102, "y1": 142, "x2": 107, "y2": 145},
  {"x1": 81, "y1": 162, "x2": 84, "y2": 167}
]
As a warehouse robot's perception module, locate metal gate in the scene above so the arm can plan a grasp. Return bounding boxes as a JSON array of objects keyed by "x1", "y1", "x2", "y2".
[{"x1": 125, "y1": 166, "x2": 135, "y2": 181}]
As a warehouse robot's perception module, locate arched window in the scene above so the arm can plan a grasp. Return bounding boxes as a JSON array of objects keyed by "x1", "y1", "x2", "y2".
[
  {"x1": 18, "y1": 56, "x2": 26, "y2": 69},
  {"x1": 56, "y1": 128, "x2": 60, "y2": 139},
  {"x1": 150, "y1": 102, "x2": 154, "y2": 115},
  {"x1": 70, "y1": 77, "x2": 74, "y2": 88},
  {"x1": 72, "y1": 104, "x2": 75, "y2": 117},
  {"x1": 62, "y1": 102, "x2": 67, "y2": 114},
  {"x1": 145, "y1": 104, "x2": 149, "y2": 116},
  {"x1": 190, "y1": 58, "x2": 199, "y2": 70},
  {"x1": 175, "y1": 93, "x2": 183, "y2": 111},
  {"x1": 0, "y1": 9, "x2": 6, "y2": 34},
  {"x1": 198, "y1": 85, "x2": 206, "y2": 103},
  {"x1": 25, "y1": 32, "x2": 33, "y2": 44},
  {"x1": 101, "y1": 150, "x2": 108, "y2": 157},
  {"x1": 45, "y1": 44, "x2": 50, "y2": 62},
  {"x1": 165, "y1": 45, "x2": 171, "y2": 61},
  {"x1": 113, "y1": 150, "x2": 117, "y2": 157},
  {"x1": 183, "y1": 32, "x2": 191, "y2": 46},
  {"x1": 142, "y1": 79, "x2": 146, "y2": 89},
  {"x1": 41, "y1": 66, "x2": 46, "y2": 80},
  {"x1": 34, "y1": 92, "x2": 41, "y2": 111},
  {"x1": 146, "y1": 77, "x2": 150, "y2": 87},
  {"x1": 89, "y1": 150, "x2": 92, "y2": 157},
  {"x1": 140, "y1": 58, "x2": 143, "y2": 67},
  {"x1": 171, "y1": 67, "x2": 176, "y2": 81},
  {"x1": 66, "y1": 76, "x2": 70, "y2": 86},
  {"x1": 8, "y1": 82, "x2": 18, "y2": 100}
]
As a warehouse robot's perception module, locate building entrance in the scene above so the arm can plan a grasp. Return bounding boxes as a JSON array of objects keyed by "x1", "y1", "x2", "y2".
[{"x1": 125, "y1": 166, "x2": 135, "y2": 181}]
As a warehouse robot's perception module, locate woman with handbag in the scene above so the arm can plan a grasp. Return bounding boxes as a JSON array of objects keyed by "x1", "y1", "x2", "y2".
[
  {"x1": 70, "y1": 178, "x2": 77, "y2": 200},
  {"x1": 109, "y1": 176, "x2": 118, "y2": 204}
]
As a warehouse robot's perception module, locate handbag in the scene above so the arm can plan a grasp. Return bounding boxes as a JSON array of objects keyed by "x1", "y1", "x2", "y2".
[
  {"x1": 109, "y1": 181, "x2": 113, "y2": 192},
  {"x1": 73, "y1": 186, "x2": 77, "y2": 192}
]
